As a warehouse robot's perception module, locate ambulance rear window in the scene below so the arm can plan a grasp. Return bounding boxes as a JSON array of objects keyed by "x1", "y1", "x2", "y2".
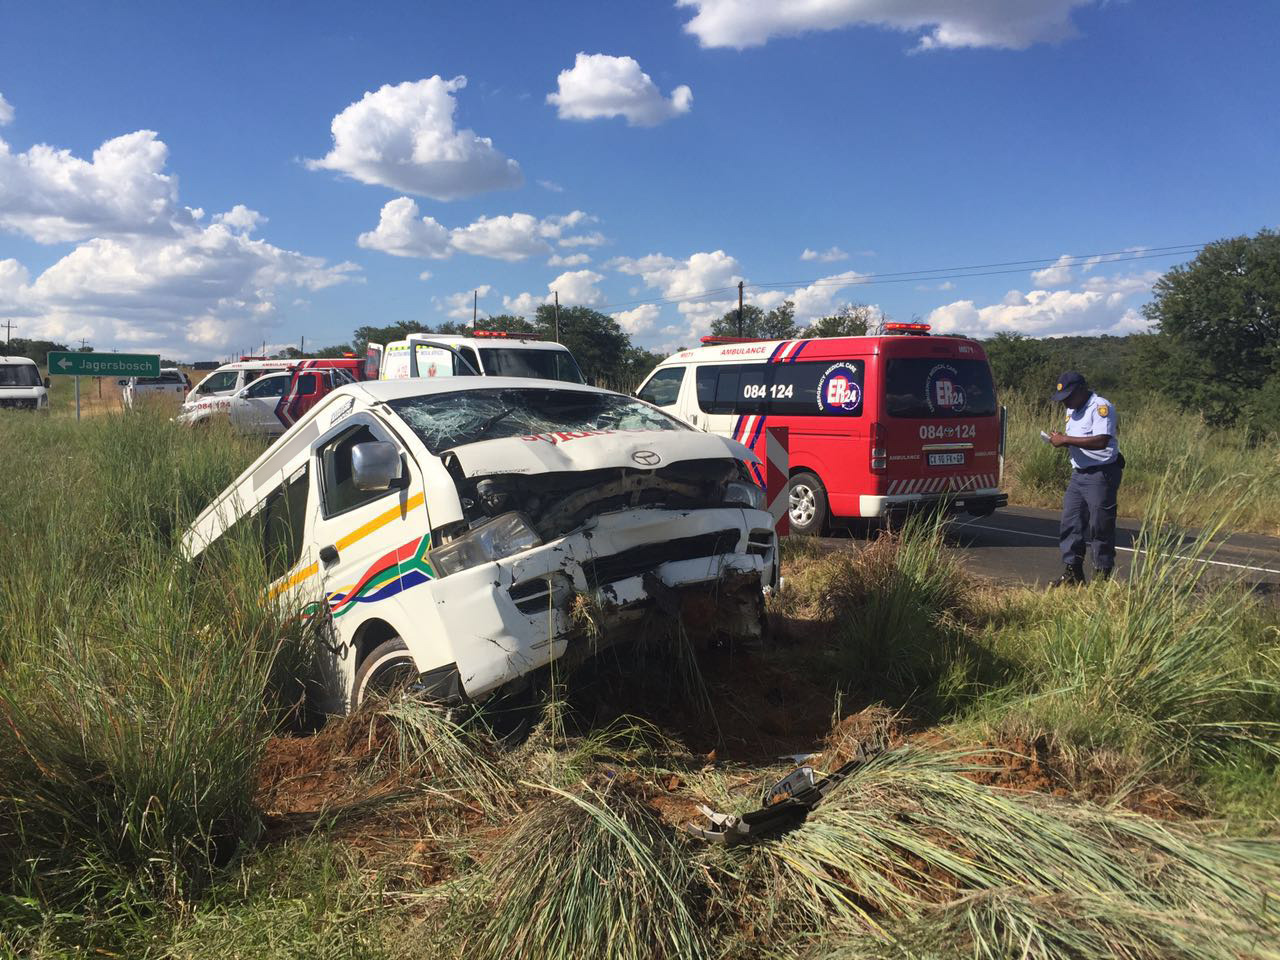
[{"x1": 883, "y1": 358, "x2": 997, "y2": 419}]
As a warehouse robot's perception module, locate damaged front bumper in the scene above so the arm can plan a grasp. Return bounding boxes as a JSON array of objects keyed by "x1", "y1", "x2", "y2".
[{"x1": 407, "y1": 507, "x2": 777, "y2": 700}]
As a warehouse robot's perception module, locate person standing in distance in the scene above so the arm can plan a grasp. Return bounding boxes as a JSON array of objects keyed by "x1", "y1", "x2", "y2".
[{"x1": 1047, "y1": 371, "x2": 1124, "y2": 585}]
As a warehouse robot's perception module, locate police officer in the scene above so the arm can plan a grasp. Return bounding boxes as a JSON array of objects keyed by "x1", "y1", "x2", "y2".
[{"x1": 1047, "y1": 371, "x2": 1124, "y2": 585}]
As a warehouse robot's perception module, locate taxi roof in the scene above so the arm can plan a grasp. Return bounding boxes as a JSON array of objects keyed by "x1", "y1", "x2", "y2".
[{"x1": 400, "y1": 333, "x2": 571, "y2": 352}]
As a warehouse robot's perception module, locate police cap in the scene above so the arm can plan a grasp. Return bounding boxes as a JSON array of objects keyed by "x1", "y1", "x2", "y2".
[{"x1": 1051, "y1": 371, "x2": 1087, "y2": 403}]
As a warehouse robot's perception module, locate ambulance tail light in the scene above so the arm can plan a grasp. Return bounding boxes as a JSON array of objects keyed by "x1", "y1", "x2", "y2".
[{"x1": 871, "y1": 421, "x2": 887, "y2": 472}]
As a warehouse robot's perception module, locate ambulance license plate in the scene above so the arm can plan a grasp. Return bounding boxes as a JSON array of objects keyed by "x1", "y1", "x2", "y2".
[{"x1": 928, "y1": 452, "x2": 965, "y2": 466}]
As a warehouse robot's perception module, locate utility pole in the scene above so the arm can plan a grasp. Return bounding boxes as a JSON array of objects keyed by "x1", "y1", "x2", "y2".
[
  {"x1": 737, "y1": 280, "x2": 745, "y2": 337},
  {"x1": 300, "y1": 335, "x2": 305, "y2": 357},
  {"x1": 473, "y1": 289, "x2": 478, "y2": 329},
  {"x1": 553, "y1": 291, "x2": 560, "y2": 343},
  {"x1": 1, "y1": 320, "x2": 13, "y2": 351}
]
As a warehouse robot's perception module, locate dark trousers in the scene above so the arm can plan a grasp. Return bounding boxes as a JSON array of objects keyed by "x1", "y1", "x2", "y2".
[{"x1": 1059, "y1": 461, "x2": 1123, "y2": 570}]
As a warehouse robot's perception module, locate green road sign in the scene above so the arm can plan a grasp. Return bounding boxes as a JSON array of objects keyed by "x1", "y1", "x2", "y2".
[{"x1": 47, "y1": 351, "x2": 160, "y2": 378}]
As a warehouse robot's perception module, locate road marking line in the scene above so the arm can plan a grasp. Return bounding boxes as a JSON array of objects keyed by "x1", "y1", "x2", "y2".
[{"x1": 962, "y1": 523, "x2": 1280, "y2": 576}]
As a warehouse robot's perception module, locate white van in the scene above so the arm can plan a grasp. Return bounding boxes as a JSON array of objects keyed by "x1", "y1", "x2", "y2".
[
  {"x1": 183, "y1": 377, "x2": 776, "y2": 714},
  {"x1": 183, "y1": 357, "x2": 297, "y2": 413},
  {"x1": 370, "y1": 332, "x2": 585, "y2": 384},
  {"x1": 122, "y1": 368, "x2": 190, "y2": 410},
  {"x1": 0, "y1": 357, "x2": 50, "y2": 411}
]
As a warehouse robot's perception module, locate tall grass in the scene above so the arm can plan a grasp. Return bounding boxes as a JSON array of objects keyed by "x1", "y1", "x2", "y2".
[
  {"x1": 464, "y1": 783, "x2": 708, "y2": 960},
  {"x1": 1002, "y1": 390, "x2": 1280, "y2": 533},
  {"x1": 737, "y1": 747, "x2": 1280, "y2": 959},
  {"x1": 0, "y1": 410, "x2": 285, "y2": 919}
]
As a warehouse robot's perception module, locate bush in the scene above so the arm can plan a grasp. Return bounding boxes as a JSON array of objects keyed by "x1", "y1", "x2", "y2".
[{"x1": 0, "y1": 410, "x2": 285, "y2": 917}]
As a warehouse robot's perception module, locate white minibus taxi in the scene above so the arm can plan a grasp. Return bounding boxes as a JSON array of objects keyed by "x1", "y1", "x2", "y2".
[{"x1": 183, "y1": 377, "x2": 776, "y2": 714}]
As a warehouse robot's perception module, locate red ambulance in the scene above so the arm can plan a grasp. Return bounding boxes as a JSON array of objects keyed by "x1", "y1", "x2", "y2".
[{"x1": 635, "y1": 324, "x2": 1008, "y2": 534}]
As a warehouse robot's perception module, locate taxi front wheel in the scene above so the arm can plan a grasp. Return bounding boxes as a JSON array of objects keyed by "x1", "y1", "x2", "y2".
[
  {"x1": 788, "y1": 471, "x2": 828, "y2": 536},
  {"x1": 352, "y1": 636, "x2": 418, "y2": 709}
]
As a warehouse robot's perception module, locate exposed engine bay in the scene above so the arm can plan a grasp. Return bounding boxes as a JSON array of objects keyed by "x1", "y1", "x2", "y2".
[{"x1": 442, "y1": 455, "x2": 751, "y2": 541}]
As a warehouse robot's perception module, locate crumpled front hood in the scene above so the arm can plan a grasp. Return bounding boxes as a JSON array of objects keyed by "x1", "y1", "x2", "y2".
[{"x1": 446, "y1": 428, "x2": 756, "y2": 478}]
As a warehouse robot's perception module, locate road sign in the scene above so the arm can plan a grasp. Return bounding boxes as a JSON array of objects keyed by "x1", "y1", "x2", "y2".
[{"x1": 47, "y1": 351, "x2": 160, "y2": 378}]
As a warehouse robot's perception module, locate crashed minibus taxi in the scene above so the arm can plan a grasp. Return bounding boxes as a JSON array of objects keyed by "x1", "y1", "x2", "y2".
[{"x1": 183, "y1": 376, "x2": 778, "y2": 714}]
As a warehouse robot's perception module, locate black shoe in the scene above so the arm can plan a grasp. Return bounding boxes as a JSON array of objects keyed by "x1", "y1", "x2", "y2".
[
  {"x1": 1094, "y1": 568, "x2": 1113, "y2": 582},
  {"x1": 1049, "y1": 563, "x2": 1085, "y2": 587}
]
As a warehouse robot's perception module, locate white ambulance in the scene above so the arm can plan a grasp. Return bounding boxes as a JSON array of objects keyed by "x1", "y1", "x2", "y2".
[
  {"x1": 183, "y1": 377, "x2": 776, "y2": 714},
  {"x1": 370, "y1": 332, "x2": 585, "y2": 384}
]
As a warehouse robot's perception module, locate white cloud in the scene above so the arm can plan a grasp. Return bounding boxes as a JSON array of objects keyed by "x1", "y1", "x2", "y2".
[
  {"x1": 678, "y1": 0, "x2": 1095, "y2": 51},
  {"x1": 212, "y1": 204, "x2": 266, "y2": 234},
  {"x1": 357, "y1": 200, "x2": 598, "y2": 262},
  {"x1": 0, "y1": 120, "x2": 357, "y2": 357},
  {"x1": 1029, "y1": 253, "x2": 1074, "y2": 287},
  {"x1": 418, "y1": 270, "x2": 433, "y2": 282},
  {"x1": 610, "y1": 250, "x2": 746, "y2": 340},
  {"x1": 926, "y1": 271, "x2": 1159, "y2": 338},
  {"x1": 613, "y1": 303, "x2": 661, "y2": 335},
  {"x1": 801, "y1": 246, "x2": 849, "y2": 262},
  {"x1": 547, "y1": 53, "x2": 693, "y2": 127},
  {"x1": 537, "y1": 178, "x2": 565, "y2": 192},
  {"x1": 558, "y1": 230, "x2": 607, "y2": 248},
  {"x1": 502, "y1": 291, "x2": 542, "y2": 316},
  {"x1": 503, "y1": 269, "x2": 606, "y2": 318},
  {"x1": 0, "y1": 94, "x2": 13, "y2": 126},
  {"x1": 357, "y1": 197, "x2": 452, "y2": 258},
  {"x1": 548, "y1": 252, "x2": 591, "y2": 267},
  {"x1": 0, "y1": 129, "x2": 182, "y2": 243},
  {"x1": 549, "y1": 269, "x2": 605, "y2": 306},
  {"x1": 307, "y1": 76, "x2": 522, "y2": 200},
  {"x1": 437, "y1": 284, "x2": 493, "y2": 320}
]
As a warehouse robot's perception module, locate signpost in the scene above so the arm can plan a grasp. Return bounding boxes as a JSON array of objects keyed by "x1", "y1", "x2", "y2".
[{"x1": 47, "y1": 352, "x2": 161, "y2": 421}]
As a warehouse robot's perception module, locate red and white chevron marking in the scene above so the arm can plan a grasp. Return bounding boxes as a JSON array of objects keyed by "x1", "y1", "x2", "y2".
[
  {"x1": 886, "y1": 473, "x2": 997, "y2": 496},
  {"x1": 765, "y1": 426, "x2": 790, "y2": 537}
]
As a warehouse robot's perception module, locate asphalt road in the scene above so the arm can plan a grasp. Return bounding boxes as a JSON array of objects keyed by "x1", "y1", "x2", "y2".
[{"x1": 817, "y1": 505, "x2": 1280, "y2": 592}]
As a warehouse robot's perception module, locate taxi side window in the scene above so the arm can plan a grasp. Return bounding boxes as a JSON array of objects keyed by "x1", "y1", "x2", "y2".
[
  {"x1": 637, "y1": 367, "x2": 685, "y2": 407},
  {"x1": 261, "y1": 466, "x2": 310, "y2": 580},
  {"x1": 320, "y1": 424, "x2": 392, "y2": 517}
]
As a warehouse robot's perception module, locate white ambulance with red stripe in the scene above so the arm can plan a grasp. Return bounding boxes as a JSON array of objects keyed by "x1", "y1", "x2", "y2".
[{"x1": 635, "y1": 324, "x2": 1008, "y2": 534}]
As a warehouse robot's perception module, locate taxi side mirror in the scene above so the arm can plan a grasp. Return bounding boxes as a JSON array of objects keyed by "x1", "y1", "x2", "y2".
[
  {"x1": 351, "y1": 441, "x2": 404, "y2": 491},
  {"x1": 44, "y1": 377, "x2": 51, "y2": 389}
]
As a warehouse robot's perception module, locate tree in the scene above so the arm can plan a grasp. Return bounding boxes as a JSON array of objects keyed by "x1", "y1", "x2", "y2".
[
  {"x1": 351, "y1": 320, "x2": 431, "y2": 354},
  {"x1": 1141, "y1": 229, "x2": 1280, "y2": 424},
  {"x1": 531, "y1": 304, "x2": 629, "y2": 384},
  {"x1": 982, "y1": 332, "x2": 1055, "y2": 395},
  {"x1": 710, "y1": 300, "x2": 799, "y2": 339},
  {"x1": 2, "y1": 337, "x2": 71, "y2": 365},
  {"x1": 800, "y1": 303, "x2": 876, "y2": 339}
]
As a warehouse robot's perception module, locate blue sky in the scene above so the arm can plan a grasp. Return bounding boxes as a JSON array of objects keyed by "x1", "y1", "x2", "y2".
[{"x1": 1, "y1": 0, "x2": 1277, "y2": 359}]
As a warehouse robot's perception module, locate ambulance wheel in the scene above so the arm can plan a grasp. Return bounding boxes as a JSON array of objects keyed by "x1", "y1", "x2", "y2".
[
  {"x1": 353, "y1": 636, "x2": 418, "y2": 708},
  {"x1": 788, "y1": 471, "x2": 828, "y2": 536}
]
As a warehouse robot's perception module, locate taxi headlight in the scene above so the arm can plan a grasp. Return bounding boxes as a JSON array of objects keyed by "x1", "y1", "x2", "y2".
[
  {"x1": 430, "y1": 512, "x2": 542, "y2": 577},
  {"x1": 724, "y1": 479, "x2": 766, "y2": 511}
]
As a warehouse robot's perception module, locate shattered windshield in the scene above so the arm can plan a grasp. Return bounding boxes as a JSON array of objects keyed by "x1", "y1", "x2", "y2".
[
  {"x1": 0, "y1": 364, "x2": 41, "y2": 388},
  {"x1": 388, "y1": 388, "x2": 685, "y2": 454}
]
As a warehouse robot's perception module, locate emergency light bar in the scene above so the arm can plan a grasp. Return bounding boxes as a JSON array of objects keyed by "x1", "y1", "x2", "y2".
[
  {"x1": 472, "y1": 330, "x2": 541, "y2": 340},
  {"x1": 883, "y1": 322, "x2": 931, "y2": 335},
  {"x1": 239, "y1": 355, "x2": 270, "y2": 361},
  {"x1": 700, "y1": 336, "x2": 768, "y2": 344}
]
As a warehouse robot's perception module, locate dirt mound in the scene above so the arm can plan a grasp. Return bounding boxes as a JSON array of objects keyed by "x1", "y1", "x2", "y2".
[{"x1": 256, "y1": 710, "x2": 403, "y2": 819}]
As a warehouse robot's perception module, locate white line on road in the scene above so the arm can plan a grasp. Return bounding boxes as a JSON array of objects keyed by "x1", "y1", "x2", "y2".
[{"x1": 959, "y1": 523, "x2": 1280, "y2": 576}]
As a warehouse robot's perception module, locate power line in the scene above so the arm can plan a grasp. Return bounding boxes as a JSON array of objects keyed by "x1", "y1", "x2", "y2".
[{"x1": 594, "y1": 242, "x2": 1206, "y2": 313}]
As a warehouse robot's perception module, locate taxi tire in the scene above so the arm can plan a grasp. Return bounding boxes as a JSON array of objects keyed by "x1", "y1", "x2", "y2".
[
  {"x1": 353, "y1": 636, "x2": 418, "y2": 709},
  {"x1": 788, "y1": 470, "x2": 828, "y2": 536}
]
